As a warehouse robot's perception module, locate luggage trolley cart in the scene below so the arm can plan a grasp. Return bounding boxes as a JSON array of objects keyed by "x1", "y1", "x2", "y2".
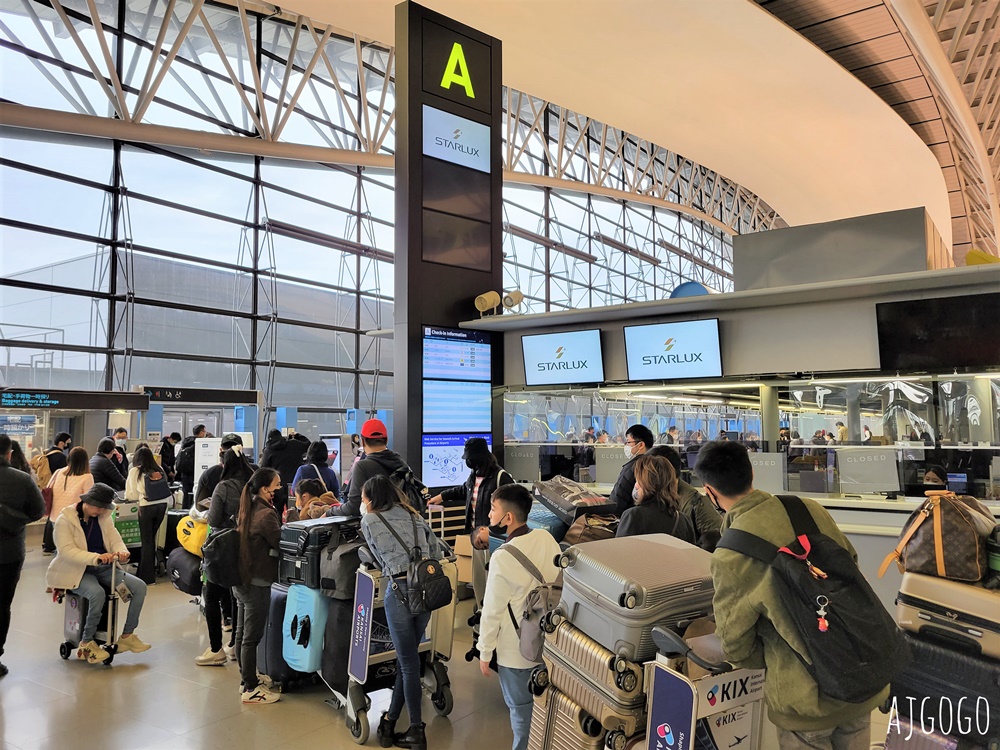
[
  {"x1": 643, "y1": 626, "x2": 766, "y2": 750},
  {"x1": 340, "y1": 550, "x2": 458, "y2": 744},
  {"x1": 56, "y1": 556, "x2": 127, "y2": 665}
]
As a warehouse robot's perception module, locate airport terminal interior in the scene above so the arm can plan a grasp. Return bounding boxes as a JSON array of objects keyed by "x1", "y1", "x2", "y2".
[{"x1": 2, "y1": 0, "x2": 1000, "y2": 749}]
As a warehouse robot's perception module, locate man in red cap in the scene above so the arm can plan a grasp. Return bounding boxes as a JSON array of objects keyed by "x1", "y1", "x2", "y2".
[{"x1": 329, "y1": 419, "x2": 412, "y2": 518}]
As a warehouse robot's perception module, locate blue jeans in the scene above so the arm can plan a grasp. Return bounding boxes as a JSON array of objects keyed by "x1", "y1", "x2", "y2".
[
  {"x1": 74, "y1": 564, "x2": 147, "y2": 642},
  {"x1": 383, "y1": 581, "x2": 431, "y2": 725},
  {"x1": 498, "y1": 666, "x2": 534, "y2": 750}
]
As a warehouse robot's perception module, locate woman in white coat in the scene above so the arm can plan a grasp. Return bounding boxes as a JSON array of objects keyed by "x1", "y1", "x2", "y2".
[{"x1": 45, "y1": 483, "x2": 152, "y2": 664}]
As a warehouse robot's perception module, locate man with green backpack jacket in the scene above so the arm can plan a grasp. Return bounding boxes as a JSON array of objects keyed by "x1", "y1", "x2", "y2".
[{"x1": 696, "y1": 441, "x2": 893, "y2": 750}]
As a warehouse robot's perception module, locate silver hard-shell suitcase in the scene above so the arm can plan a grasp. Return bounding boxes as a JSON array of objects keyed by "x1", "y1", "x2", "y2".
[
  {"x1": 533, "y1": 620, "x2": 645, "y2": 739},
  {"x1": 556, "y1": 534, "x2": 713, "y2": 661},
  {"x1": 896, "y1": 571, "x2": 1000, "y2": 659},
  {"x1": 527, "y1": 686, "x2": 605, "y2": 750}
]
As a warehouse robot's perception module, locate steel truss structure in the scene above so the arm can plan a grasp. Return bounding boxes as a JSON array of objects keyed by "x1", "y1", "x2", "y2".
[{"x1": 0, "y1": 0, "x2": 781, "y2": 422}]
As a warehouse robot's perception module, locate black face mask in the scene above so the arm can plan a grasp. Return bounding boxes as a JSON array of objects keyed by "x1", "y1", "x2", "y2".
[{"x1": 706, "y1": 488, "x2": 725, "y2": 516}]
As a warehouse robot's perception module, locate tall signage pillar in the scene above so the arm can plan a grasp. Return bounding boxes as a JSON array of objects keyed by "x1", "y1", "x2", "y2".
[{"x1": 394, "y1": 2, "x2": 503, "y2": 467}]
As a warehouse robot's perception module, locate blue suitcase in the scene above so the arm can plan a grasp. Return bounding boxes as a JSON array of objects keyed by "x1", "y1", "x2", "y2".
[
  {"x1": 282, "y1": 583, "x2": 329, "y2": 673},
  {"x1": 489, "y1": 502, "x2": 570, "y2": 553},
  {"x1": 258, "y1": 583, "x2": 310, "y2": 690}
]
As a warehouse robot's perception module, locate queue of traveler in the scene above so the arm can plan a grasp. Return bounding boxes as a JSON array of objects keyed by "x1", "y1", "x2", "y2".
[{"x1": 0, "y1": 419, "x2": 900, "y2": 750}]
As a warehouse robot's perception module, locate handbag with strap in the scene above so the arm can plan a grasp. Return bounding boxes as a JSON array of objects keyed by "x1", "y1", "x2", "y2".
[
  {"x1": 374, "y1": 512, "x2": 452, "y2": 615},
  {"x1": 879, "y1": 490, "x2": 996, "y2": 582},
  {"x1": 562, "y1": 513, "x2": 619, "y2": 546},
  {"x1": 311, "y1": 465, "x2": 328, "y2": 493}
]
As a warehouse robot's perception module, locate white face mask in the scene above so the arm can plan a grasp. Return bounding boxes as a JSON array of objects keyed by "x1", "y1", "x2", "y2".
[
  {"x1": 115, "y1": 438, "x2": 127, "y2": 447},
  {"x1": 624, "y1": 444, "x2": 634, "y2": 460},
  {"x1": 360, "y1": 502, "x2": 368, "y2": 517},
  {"x1": 631, "y1": 485, "x2": 641, "y2": 502}
]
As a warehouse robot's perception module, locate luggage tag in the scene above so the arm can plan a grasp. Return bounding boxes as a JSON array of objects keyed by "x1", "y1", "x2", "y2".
[{"x1": 116, "y1": 581, "x2": 133, "y2": 603}]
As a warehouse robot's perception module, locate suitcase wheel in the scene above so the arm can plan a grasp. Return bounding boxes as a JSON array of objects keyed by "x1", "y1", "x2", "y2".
[
  {"x1": 615, "y1": 669, "x2": 638, "y2": 693},
  {"x1": 606, "y1": 730, "x2": 627, "y2": 750},
  {"x1": 618, "y1": 590, "x2": 638, "y2": 610},
  {"x1": 580, "y1": 713, "x2": 603, "y2": 738},
  {"x1": 556, "y1": 550, "x2": 573, "y2": 569},
  {"x1": 59, "y1": 642, "x2": 72, "y2": 660},
  {"x1": 529, "y1": 666, "x2": 549, "y2": 696}
]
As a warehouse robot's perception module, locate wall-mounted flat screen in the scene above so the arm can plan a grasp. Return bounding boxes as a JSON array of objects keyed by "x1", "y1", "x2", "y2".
[
  {"x1": 423, "y1": 326, "x2": 491, "y2": 381},
  {"x1": 423, "y1": 157, "x2": 491, "y2": 223},
  {"x1": 422, "y1": 380, "x2": 491, "y2": 433},
  {"x1": 624, "y1": 319, "x2": 722, "y2": 381},
  {"x1": 422, "y1": 105, "x2": 490, "y2": 173},
  {"x1": 522, "y1": 329, "x2": 605, "y2": 386},
  {"x1": 876, "y1": 292, "x2": 1000, "y2": 371},
  {"x1": 421, "y1": 433, "x2": 491, "y2": 488}
]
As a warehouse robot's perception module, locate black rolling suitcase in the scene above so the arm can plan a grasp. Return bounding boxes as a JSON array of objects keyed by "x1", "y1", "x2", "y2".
[
  {"x1": 889, "y1": 632, "x2": 1000, "y2": 745},
  {"x1": 257, "y1": 582, "x2": 310, "y2": 691},
  {"x1": 279, "y1": 516, "x2": 359, "y2": 589}
]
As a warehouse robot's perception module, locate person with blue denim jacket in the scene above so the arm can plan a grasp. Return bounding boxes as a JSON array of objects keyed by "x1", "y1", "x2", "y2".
[{"x1": 360, "y1": 475, "x2": 448, "y2": 750}]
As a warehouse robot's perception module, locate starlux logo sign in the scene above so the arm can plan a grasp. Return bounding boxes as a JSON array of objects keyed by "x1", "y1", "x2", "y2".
[
  {"x1": 536, "y1": 346, "x2": 588, "y2": 372},
  {"x1": 432, "y1": 125, "x2": 481, "y2": 158},
  {"x1": 641, "y1": 337, "x2": 705, "y2": 366}
]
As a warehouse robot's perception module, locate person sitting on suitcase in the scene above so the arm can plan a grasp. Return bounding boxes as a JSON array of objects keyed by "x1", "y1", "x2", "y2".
[
  {"x1": 478, "y1": 484, "x2": 561, "y2": 750},
  {"x1": 695, "y1": 441, "x2": 886, "y2": 750},
  {"x1": 615, "y1": 454, "x2": 696, "y2": 543},
  {"x1": 44, "y1": 483, "x2": 151, "y2": 664},
  {"x1": 609, "y1": 424, "x2": 654, "y2": 516}
]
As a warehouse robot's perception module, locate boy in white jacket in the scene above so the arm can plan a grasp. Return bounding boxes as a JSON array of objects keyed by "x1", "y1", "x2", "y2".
[{"x1": 478, "y1": 484, "x2": 561, "y2": 750}]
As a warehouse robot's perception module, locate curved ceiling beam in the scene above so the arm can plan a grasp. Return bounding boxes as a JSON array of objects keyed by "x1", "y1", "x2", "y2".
[{"x1": 283, "y1": 0, "x2": 952, "y2": 249}]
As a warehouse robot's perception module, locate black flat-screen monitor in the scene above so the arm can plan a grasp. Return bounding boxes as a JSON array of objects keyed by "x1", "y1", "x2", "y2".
[
  {"x1": 904, "y1": 483, "x2": 944, "y2": 498},
  {"x1": 876, "y1": 292, "x2": 1000, "y2": 371}
]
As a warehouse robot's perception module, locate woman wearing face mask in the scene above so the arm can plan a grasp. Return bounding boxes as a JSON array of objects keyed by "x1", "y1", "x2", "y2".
[
  {"x1": 616, "y1": 454, "x2": 696, "y2": 542},
  {"x1": 361, "y1": 475, "x2": 449, "y2": 750},
  {"x1": 427, "y1": 437, "x2": 512, "y2": 608},
  {"x1": 233, "y1": 468, "x2": 283, "y2": 704}
]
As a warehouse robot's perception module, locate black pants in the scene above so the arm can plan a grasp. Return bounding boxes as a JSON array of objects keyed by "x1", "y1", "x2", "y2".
[
  {"x1": 0, "y1": 558, "x2": 25, "y2": 659},
  {"x1": 234, "y1": 583, "x2": 271, "y2": 691},
  {"x1": 137, "y1": 503, "x2": 167, "y2": 584},
  {"x1": 42, "y1": 519, "x2": 55, "y2": 553},
  {"x1": 204, "y1": 581, "x2": 235, "y2": 652}
]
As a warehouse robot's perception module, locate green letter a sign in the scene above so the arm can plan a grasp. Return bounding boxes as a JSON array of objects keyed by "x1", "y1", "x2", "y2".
[{"x1": 440, "y1": 42, "x2": 475, "y2": 99}]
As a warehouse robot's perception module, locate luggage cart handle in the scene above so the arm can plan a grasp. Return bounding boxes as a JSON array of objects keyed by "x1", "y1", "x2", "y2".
[{"x1": 651, "y1": 626, "x2": 733, "y2": 675}]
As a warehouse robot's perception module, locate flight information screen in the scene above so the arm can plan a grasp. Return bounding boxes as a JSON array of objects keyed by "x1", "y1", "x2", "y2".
[
  {"x1": 422, "y1": 326, "x2": 492, "y2": 381},
  {"x1": 422, "y1": 380, "x2": 492, "y2": 433}
]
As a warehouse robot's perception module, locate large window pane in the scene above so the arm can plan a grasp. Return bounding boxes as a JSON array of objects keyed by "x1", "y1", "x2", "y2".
[
  {"x1": 115, "y1": 304, "x2": 252, "y2": 360},
  {"x1": 2, "y1": 345, "x2": 107, "y2": 390},
  {"x1": 275, "y1": 323, "x2": 356, "y2": 369},
  {"x1": 116, "y1": 356, "x2": 251, "y2": 391},
  {"x1": 1, "y1": 228, "x2": 110, "y2": 291},
  {"x1": 270, "y1": 367, "x2": 355, "y2": 409},
  {"x1": 0, "y1": 286, "x2": 107, "y2": 348}
]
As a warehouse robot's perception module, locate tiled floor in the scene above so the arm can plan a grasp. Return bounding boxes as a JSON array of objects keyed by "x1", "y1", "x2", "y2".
[{"x1": 2, "y1": 528, "x2": 892, "y2": 750}]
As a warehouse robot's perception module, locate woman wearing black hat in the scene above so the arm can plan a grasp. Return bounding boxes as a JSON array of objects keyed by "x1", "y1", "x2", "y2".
[
  {"x1": 428, "y1": 437, "x2": 512, "y2": 607},
  {"x1": 45, "y1": 483, "x2": 151, "y2": 664}
]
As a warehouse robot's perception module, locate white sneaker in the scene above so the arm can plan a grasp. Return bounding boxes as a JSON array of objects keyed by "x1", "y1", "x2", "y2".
[
  {"x1": 257, "y1": 671, "x2": 274, "y2": 689},
  {"x1": 224, "y1": 643, "x2": 237, "y2": 661},
  {"x1": 194, "y1": 647, "x2": 227, "y2": 666},
  {"x1": 242, "y1": 685, "x2": 280, "y2": 704}
]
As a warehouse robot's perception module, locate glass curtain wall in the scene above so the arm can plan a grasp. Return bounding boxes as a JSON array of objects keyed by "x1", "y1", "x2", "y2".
[{"x1": 1, "y1": 0, "x2": 774, "y2": 434}]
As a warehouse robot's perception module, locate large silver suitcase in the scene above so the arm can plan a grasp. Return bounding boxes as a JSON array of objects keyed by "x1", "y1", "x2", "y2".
[
  {"x1": 527, "y1": 686, "x2": 605, "y2": 750},
  {"x1": 535, "y1": 620, "x2": 645, "y2": 740},
  {"x1": 556, "y1": 534, "x2": 713, "y2": 661},
  {"x1": 896, "y1": 571, "x2": 1000, "y2": 659}
]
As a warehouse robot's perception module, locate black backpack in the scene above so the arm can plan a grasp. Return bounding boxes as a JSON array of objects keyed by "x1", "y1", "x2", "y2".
[
  {"x1": 374, "y1": 512, "x2": 452, "y2": 615},
  {"x1": 202, "y1": 527, "x2": 242, "y2": 588},
  {"x1": 717, "y1": 494, "x2": 909, "y2": 704},
  {"x1": 387, "y1": 465, "x2": 431, "y2": 514},
  {"x1": 175, "y1": 445, "x2": 194, "y2": 477}
]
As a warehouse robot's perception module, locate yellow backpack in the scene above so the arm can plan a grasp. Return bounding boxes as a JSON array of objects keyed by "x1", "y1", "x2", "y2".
[
  {"x1": 30, "y1": 449, "x2": 60, "y2": 489},
  {"x1": 177, "y1": 514, "x2": 209, "y2": 557}
]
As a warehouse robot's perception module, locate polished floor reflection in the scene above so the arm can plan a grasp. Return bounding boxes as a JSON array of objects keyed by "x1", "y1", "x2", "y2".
[
  {"x1": 2, "y1": 529, "x2": 893, "y2": 750},
  {"x1": 1, "y1": 530, "x2": 512, "y2": 750}
]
